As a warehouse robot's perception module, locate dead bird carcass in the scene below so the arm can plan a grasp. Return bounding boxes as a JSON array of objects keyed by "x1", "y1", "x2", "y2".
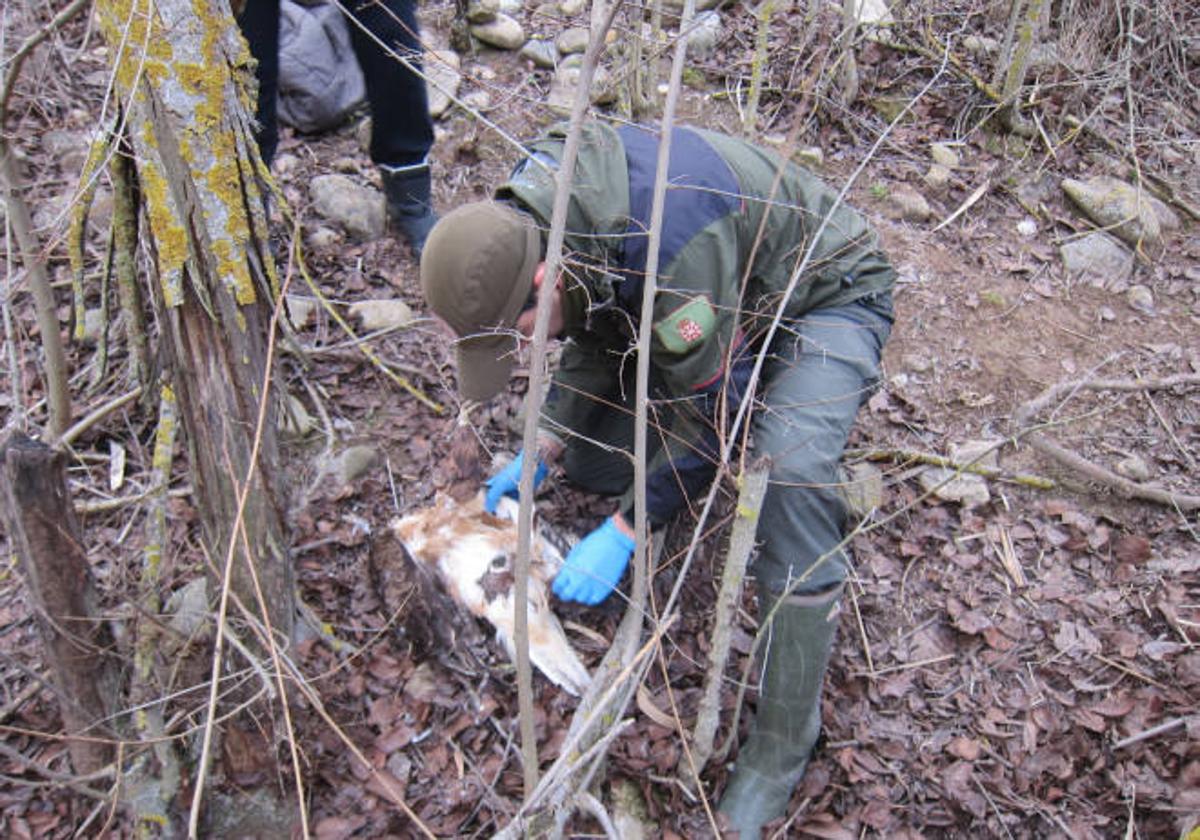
[{"x1": 387, "y1": 493, "x2": 592, "y2": 696}]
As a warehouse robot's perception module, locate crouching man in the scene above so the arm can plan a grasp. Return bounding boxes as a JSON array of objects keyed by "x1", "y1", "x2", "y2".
[{"x1": 419, "y1": 120, "x2": 895, "y2": 838}]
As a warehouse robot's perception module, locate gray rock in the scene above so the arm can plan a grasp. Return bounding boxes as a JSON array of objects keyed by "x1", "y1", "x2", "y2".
[
  {"x1": 930, "y1": 142, "x2": 959, "y2": 169},
  {"x1": 285, "y1": 295, "x2": 317, "y2": 328},
  {"x1": 686, "y1": 11, "x2": 722, "y2": 56},
  {"x1": 349, "y1": 299, "x2": 414, "y2": 332},
  {"x1": 902, "y1": 353, "x2": 933, "y2": 374},
  {"x1": 1115, "y1": 454, "x2": 1152, "y2": 482},
  {"x1": 918, "y1": 467, "x2": 991, "y2": 507},
  {"x1": 461, "y1": 90, "x2": 492, "y2": 111},
  {"x1": 471, "y1": 14, "x2": 526, "y2": 50},
  {"x1": 330, "y1": 445, "x2": 381, "y2": 485},
  {"x1": 794, "y1": 146, "x2": 824, "y2": 169},
  {"x1": 1060, "y1": 231, "x2": 1133, "y2": 287},
  {"x1": 1098, "y1": 305, "x2": 1116, "y2": 322},
  {"x1": 659, "y1": 0, "x2": 722, "y2": 11},
  {"x1": 520, "y1": 38, "x2": 558, "y2": 68},
  {"x1": 886, "y1": 185, "x2": 932, "y2": 222},
  {"x1": 760, "y1": 134, "x2": 823, "y2": 168},
  {"x1": 279, "y1": 393, "x2": 315, "y2": 439},
  {"x1": 1126, "y1": 284, "x2": 1155, "y2": 315},
  {"x1": 840, "y1": 462, "x2": 884, "y2": 521},
  {"x1": 354, "y1": 117, "x2": 372, "y2": 155},
  {"x1": 852, "y1": 0, "x2": 894, "y2": 26},
  {"x1": 558, "y1": 0, "x2": 585, "y2": 14},
  {"x1": 1062, "y1": 176, "x2": 1181, "y2": 251},
  {"x1": 309, "y1": 174, "x2": 386, "y2": 240},
  {"x1": 923, "y1": 164, "x2": 951, "y2": 194},
  {"x1": 274, "y1": 152, "x2": 301, "y2": 175},
  {"x1": 306, "y1": 225, "x2": 342, "y2": 250},
  {"x1": 497, "y1": 0, "x2": 523, "y2": 14},
  {"x1": 163, "y1": 578, "x2": 210, "y2": 652},
  {"x1": 963, "y1": 35, "x2": 999, "y2": 55},
  {"x1": 548, "y1": 63, "x2": 614, "y2": 115},
  {"x1": 425, "y1": 50, "x2": 462, "y2": 119},
  {"x1": 466, "y1": 0, "x2": 499, "y2": 24},
  {"x1": 949, "y1": 439, "x2": 1002, "y2": 471},
  {"x1": 556, "y1": 26, "x2": 590, "y2": 55}
]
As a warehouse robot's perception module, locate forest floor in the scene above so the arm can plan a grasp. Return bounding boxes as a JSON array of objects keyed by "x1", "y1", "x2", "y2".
[{"x1": 1, "y1": 2, "x2": 1198, "y2": 838}]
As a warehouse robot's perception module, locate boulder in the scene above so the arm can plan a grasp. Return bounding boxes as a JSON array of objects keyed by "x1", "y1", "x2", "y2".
[
  {"x1": 1062, "y1": 176, "x2": 1181, "y2": 252},
  {"x1": 471, "y1": 14, "x2": 526, "y2": 50},
  {"x1": 1059, "y1": 231, "x2": 1133, "y2": 287},
  {"x1": 309, "y1": 174, "x2": 386, "y2": 240}
]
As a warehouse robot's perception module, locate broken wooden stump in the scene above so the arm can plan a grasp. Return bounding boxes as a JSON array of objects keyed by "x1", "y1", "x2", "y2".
[{"x1": 0, "y1": 433, "x2": 118, "y2": 774}]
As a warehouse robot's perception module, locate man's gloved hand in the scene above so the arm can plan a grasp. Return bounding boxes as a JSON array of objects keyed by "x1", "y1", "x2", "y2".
[
  {"x1": 553, "y1": 516, "x2": 636, "y2": 605},
  {"x1": 484, "y1": 450, "x2": 548, "y2": 514}
]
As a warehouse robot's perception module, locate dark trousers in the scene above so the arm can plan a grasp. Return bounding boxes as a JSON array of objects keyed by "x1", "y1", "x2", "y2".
[{"x1": 237, "y1": 0, "x2": 434, "y2": 169}]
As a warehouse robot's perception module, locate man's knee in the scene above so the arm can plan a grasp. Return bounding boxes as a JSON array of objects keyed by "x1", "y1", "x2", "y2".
[{"x1": 752, "y1": 461, "x2": 851, "y2": 595}]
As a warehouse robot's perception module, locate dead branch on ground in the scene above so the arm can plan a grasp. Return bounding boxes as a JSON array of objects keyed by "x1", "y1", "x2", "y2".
[
  {"x1": 683, "y1": 460, "x2": 770, "y2": 779},
  {"x1": 1013, "y1": 372, "x2": 1200, "y2": 511}
]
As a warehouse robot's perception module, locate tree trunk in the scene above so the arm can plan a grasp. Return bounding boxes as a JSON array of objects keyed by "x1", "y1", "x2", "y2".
[
  {"x1": 0, "y1": 433, "x2": 117, "y2": 775},
  {"x1": 93, "y1": 0, "x2": 293, "y2": 642}
]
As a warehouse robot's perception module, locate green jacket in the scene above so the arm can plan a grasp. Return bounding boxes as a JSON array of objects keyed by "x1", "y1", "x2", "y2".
[{"x1": 497, "y1": 121, "x2": 895, "y2": 523}]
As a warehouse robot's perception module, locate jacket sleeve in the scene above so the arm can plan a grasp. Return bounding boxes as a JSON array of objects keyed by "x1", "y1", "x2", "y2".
[{"x1": 616, "y1": 219, "x2": 754, "y2": 525}]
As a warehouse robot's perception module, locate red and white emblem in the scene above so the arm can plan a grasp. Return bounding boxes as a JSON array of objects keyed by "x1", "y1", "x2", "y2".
[{"x1": 677, "y1": 318, "x2": 703, "y2": 343}]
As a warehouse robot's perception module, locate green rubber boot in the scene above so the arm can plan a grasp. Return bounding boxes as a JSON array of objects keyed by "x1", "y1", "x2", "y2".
[{"x1": 718, "y1": 584, "x2": 842, "y2": 839}]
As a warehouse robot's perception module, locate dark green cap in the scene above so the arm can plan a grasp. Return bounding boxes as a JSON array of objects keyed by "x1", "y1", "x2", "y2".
[{"x1": 420, "y1": 202, "x2": 541, "y2": 402}]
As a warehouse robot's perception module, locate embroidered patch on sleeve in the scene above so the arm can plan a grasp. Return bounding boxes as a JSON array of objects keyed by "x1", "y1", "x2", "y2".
[{"x1": 654, "y1": 296, "x2": 716, "y2": 354}]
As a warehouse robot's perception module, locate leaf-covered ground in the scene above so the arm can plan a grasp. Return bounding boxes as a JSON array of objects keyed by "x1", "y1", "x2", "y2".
[{"x1": 1, "y1": 1, "x2": 1197, "y2": 837}]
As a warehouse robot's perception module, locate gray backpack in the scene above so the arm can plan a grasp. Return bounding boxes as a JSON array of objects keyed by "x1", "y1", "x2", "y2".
[{"x1": 277, "y1": 0, "x2": 366, "y2": 132}]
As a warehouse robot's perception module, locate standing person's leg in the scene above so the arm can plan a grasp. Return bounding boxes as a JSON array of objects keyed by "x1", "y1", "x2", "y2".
[
  {"x1": 237, "y1": 0, "x2": 281, "y2": 168},
  {"x1": 719, "y1": 297, "x2": 891, "y2": 838},
  {"x1": 343, "y1": 0, "x2": 437, "y2": 255}
]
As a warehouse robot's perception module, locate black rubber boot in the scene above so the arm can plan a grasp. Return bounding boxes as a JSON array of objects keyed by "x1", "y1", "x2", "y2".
[
  {"x1": 718, "y1": 584, "x2": 843, "y2": 839},
  {"x1": 380, "y1": 162, "x2": 437, "y2": 259}
]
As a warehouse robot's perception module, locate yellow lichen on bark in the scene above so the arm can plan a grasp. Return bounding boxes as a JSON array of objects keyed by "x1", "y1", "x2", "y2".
[
  {"x1": 188, "y1": 0, "x2": 257, "y2": 305},
  {"x1": 96, "y1": 0, "x2": 262, "y2": 310},
  {"x1": 94, "y1": 0, "x2": 173, "y2": 94},
  {"x1": 139, "y1": 155, "x2": 187, "y2": 307}
]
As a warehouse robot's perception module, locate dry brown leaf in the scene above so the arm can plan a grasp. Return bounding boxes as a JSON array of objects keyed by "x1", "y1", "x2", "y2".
[
  {"x1": 797, "y1": 816, "x2": 858, "y2": 839},
  {"x1": 636, "y1": 684, "x2": 676, "y2": 730},
  {"x1": 315, "y1": 816, "x2": 368, "y2": 840},
  {"x1": 952, "y1": 609, "x2": 994, "y2": 635},
  {"x1": 1113, "y1": 534, "x2": 1152, "y2": 564},
  {"x1": 947, "y1": 736, "x2": 983, "y2": 761}
]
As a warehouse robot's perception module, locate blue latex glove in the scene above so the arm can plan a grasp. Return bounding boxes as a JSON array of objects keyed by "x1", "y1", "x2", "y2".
[
  {"x1": 484, "y1": 450, "x2": 548, "y2": 514},
  {"x1": 553, "y1": 517, "x2": 635, "y2": 605}
]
